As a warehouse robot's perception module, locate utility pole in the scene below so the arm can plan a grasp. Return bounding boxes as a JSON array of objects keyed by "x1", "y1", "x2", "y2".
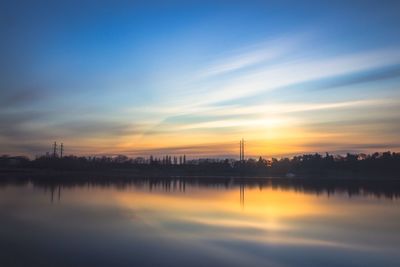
[
  {"x1": 239, "y1": 139, "x2": 242, "y2": 161},
  {"x1": 53, "y1": 141, "x2": 57, "y2": 158},
  {"x1": 60, "y1": 143, "x2": 63, "y2": 158},
  {"x1": 239, "y1": 138, "x2": 245, "y2": 162},
  {"x1": 242, "y1": 138, "x2": 245, "y2": 162}
]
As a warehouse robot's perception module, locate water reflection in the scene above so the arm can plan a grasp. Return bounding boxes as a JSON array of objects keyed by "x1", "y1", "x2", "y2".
[
  {"x1": 2, "y1": 176, "x2": 400, "y2": 201},
  {"x1": 48, "y1": 185, "x2": 62, "y2": 203},
  {"x1": 0, "y1": 177, "x2": 399, "y2": 267}
]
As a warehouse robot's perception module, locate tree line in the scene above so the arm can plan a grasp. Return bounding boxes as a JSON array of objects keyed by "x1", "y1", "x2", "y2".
[{"x1": 1, "y1": 151, "x2": 399, "y2": 178}]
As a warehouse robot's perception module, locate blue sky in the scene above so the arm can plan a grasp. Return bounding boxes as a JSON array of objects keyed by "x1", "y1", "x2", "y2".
[{"x1": 1, "y1": 0, "x2": 400, "y2": 157}]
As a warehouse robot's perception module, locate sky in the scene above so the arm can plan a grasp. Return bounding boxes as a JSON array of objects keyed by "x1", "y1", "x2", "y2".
[{"x1": 1, "y1": 0, "x2": 400, "y2": 158}]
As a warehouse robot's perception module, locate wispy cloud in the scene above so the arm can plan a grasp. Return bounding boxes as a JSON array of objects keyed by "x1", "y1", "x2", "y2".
[
  {"x1": 191, "y1": 48, "x2": 400, "y2": 106},
  {"x1": 198, "y1": 36, "x2": 301, "y2": 77},
  {"x1": 198, "y1": 99, "x2": 394, "y2": 117},
  {"x1": 129, "y1": 98, "x2": 397, "y2": 127}
]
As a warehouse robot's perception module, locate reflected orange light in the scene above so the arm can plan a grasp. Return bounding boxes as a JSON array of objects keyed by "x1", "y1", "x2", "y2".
[{"x1": 109, "y1": 187, "x2": 328, "y2": 237}]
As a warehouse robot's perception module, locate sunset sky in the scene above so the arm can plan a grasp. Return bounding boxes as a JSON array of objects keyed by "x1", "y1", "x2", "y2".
[{"x1": 1, "y1": 0, "x2": 400, "y2": 158}]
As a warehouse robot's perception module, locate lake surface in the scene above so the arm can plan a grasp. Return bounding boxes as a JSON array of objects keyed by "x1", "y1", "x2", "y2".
[{"x1": 0, "y1": 177, "x2": 400, "y2": 267}]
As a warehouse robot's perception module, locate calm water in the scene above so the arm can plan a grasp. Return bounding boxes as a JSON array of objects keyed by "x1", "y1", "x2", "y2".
[{"x1": 0, "y1": 177, "x2": 400, "y2": 267}]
